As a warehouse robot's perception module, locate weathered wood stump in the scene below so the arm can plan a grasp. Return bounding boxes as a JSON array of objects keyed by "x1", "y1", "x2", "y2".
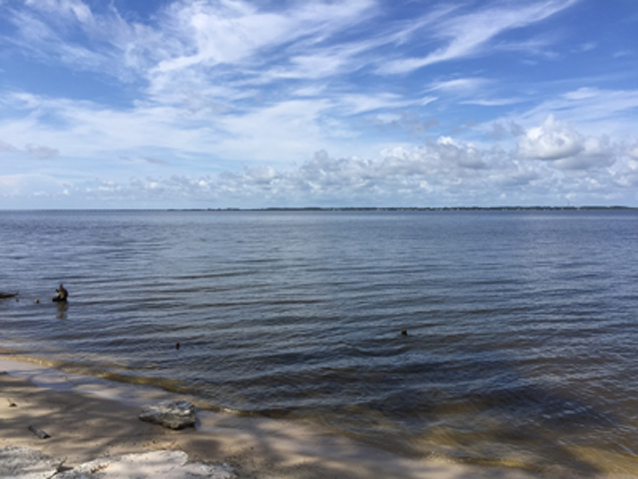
[{"x1": 52, "y1": 284, "x2": 68, "y2": 302}]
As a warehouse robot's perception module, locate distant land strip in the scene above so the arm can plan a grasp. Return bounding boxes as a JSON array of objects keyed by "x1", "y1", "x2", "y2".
[
  {"x1": 6, "y1": 206, "x2": 636, "y2": 212},
  {"x1": 171, "y1": 206, "x2": 638, "y2": 212}
]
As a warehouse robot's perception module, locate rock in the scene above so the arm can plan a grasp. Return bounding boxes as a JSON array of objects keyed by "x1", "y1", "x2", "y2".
[
  {"x1": 0, "y1": 447, "x2": 64, "y2": 479},
  {"x1": 57, "y1": 450, "x2": 237, "y2": 479},
  {"x1": 139, "y1": 400, "x2": 197, "y2": 429},
  {"x1": 0, "y1": 448, "x2": 236, "y2": 479}
]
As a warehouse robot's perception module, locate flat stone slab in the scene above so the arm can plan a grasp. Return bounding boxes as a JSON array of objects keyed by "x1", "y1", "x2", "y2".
[
  {"x1": 139, "y1": 400, "x2": 197, "y2": 429},
  {"x1": 58, "y1": 450, "x2": 237, "y2": 479},
  {"x1": 0, "y1": 448, "x2": 236, "y2": 479},
  {"x1": 0, "y1": 446, "x2": 64, "y2": 479}
]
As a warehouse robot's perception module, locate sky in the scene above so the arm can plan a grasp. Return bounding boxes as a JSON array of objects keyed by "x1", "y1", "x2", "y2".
[{"x1": 1, "y1": 0, "x2": 638, "y2": 209}]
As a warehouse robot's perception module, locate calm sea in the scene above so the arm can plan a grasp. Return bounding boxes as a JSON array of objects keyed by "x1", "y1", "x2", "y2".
[{"x1": 1, "y1": 210, "x2": 637, "y2": 475}]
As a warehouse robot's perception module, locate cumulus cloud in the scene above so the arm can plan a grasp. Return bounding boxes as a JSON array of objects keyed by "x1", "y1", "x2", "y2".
[
  {"x1": 95, "y1": 140, "x2": 513, "y2": 205},
  {"x1": 6, "y1": 130, "x2": 636, "y2": 208},
  {"x1": 517, "y1": 115, "x2": 615, "y2": 169},
  {"x1": 518, "y1": 115, "x2": 583, "y2": 160}
]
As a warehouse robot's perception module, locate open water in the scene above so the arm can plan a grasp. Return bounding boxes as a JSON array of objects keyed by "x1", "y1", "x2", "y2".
[{"x1": 1, "y1": 209, "x2": 637, "y2": 476}]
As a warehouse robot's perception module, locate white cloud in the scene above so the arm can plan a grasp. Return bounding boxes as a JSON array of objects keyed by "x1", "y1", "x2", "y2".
[
  {"x1": 367, "y1": 112, "x2": 439, "y2": 138},
  {"x1": 25, "y1": 0, "x2": 94, "y2": 24},
  {"x1": 154, "y1": 0, "x2": 375, "y2": 73},
  {"x1": 379, "y1": 0, "x2": 577, "y2": 74},
  {"x1": 462, "y1": 98, "x2": 523, "y2": 107},
  {"x1": 1, "y1": 1, "x2": 637, "y2": 208},
  {"x1": 428, "y1": 77, "x2": 489, "y2": 93},
  {"x1": 336, "y1": 92, "x2": 415, "y2": 115},
  {"x1": 517, "y1": 87, "x2": 638, "y2": 138},
  {"x1": 517, "y1": 115, "x2": 616, "y2": 170},
  {"x1": 4, "y1": 129, "x2": 635, "y2": 208},
  {"x1": 6, "y1": 2, "x2": 142, "y2": 81},
  {"x1": 26, "y1": 144, "x2": 60, "y2": 159},
  {"x1": 0, "y1": 173, "x2": 66, "y2": 197},
  {"x1": 0, "y1": 140, "x2": 16, "y2": 152},
  {"x1": 518, "y1": 115, "x2": 584, "y2": 160},
  {"x1": 579, "y1": 42, "x2": 597, "y2": 52}
]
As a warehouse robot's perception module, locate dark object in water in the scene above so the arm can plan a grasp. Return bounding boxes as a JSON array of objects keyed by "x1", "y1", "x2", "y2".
[
  {"x1": 175, "y1": 342, "x2": 180, "y2": 350},
  {"x1": 401, "y1": 329, "x2": 408, "y2": 336},
  {"x1": 0, "y1": 292, "x2": 18, "y2": 300},
  {"x1": 52, "y1": 284, "x2": 68, "y2": 302},
  {"x1": 28, "y1": 425, "x2": 51, "y2": 439}
]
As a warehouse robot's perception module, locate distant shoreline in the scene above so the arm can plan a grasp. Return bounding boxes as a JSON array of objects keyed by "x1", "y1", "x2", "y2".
[
  {"x1": 1, "y1": 206, "x2": 637, "y2": 212},
  {"x1": 221, "y1": 205, "x2": 637, "y2": 212},
  {"x1": 181, "y1": 206, "x2": 638, "y2": 212}
]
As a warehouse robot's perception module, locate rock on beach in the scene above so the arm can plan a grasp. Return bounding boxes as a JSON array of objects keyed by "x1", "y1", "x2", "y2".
[
  {"x1": 0, "y1": 447, "x2": 237, "y2": 479},
  {"x1": 138, "y1": 400, "x2": 197, "y2": 429},
  {"x1": 0, "y1": 446, "x2": 64, "y2": 479}
]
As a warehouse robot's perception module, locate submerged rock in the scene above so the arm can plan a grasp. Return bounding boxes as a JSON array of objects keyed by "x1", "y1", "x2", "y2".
[
  {"x1": 0, "y1": 447, "x2": 64, "y2": 479},
  {"x1": 139, "y1": 400, "x2": 197, "y2": 429}
]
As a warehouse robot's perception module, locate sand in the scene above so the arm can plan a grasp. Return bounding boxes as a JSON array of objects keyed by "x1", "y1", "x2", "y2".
[{"x1": 0, "y1": 357, "x2": 559, "y2": 478}]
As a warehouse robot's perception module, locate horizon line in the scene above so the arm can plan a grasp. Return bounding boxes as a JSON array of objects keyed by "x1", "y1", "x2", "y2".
[{"x1": 1, "y1": 206, "x2": 636, "y2": 212}]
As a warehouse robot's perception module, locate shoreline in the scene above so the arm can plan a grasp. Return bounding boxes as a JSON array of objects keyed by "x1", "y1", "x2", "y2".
[{"x1": 0, "y1": 356, "x2": 549, "y2": 479}]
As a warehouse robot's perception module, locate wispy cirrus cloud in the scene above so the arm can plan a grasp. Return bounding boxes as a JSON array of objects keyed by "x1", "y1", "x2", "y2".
[
  {"x1": 378, "y1": 0, "x2": 578, "y2": 74},
  {"x1": 154, "y1": 0, "x2": 377, "y2": 72}
]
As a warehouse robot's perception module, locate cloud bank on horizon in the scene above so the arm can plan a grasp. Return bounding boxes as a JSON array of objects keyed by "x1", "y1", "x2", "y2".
[{"x1": 1, "y1": 0, "x2": 637, "y2": 208}]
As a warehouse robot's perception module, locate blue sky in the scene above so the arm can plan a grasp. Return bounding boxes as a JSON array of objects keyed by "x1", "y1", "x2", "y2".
[{"x1": 1, "y1": 0, "x2": 637, "y2": 208}]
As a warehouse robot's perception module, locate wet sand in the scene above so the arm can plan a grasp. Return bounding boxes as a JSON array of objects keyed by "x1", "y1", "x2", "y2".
[{"x1": 0, "y1": 358, "x2": 576, "y2": 478}]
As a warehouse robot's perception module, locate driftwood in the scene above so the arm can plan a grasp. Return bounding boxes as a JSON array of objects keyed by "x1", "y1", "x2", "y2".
[
  {"x1": 28, "y1": 425, "x2": 51, "y2": 439},
  {"x1": 52, "y1": 284, "x2": 68, "y2": 302},
  {"x1": 0, "y1": 292, "x2": 18, "y2": 299}
]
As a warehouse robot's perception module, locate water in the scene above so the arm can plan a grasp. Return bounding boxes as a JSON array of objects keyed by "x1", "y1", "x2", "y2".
[{"x1": 1, "y1": 209, "x2": 637, "y2": 476}]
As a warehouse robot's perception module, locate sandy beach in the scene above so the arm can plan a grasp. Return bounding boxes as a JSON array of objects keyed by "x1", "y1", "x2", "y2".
[{"x1": 0, "y1": 357, "x2": 556, "y2": 479}]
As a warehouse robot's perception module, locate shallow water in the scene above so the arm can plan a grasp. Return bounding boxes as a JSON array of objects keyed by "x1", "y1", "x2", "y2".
[{"x1": 1, "y1": 209, "x2": 637, "y2": 475}]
